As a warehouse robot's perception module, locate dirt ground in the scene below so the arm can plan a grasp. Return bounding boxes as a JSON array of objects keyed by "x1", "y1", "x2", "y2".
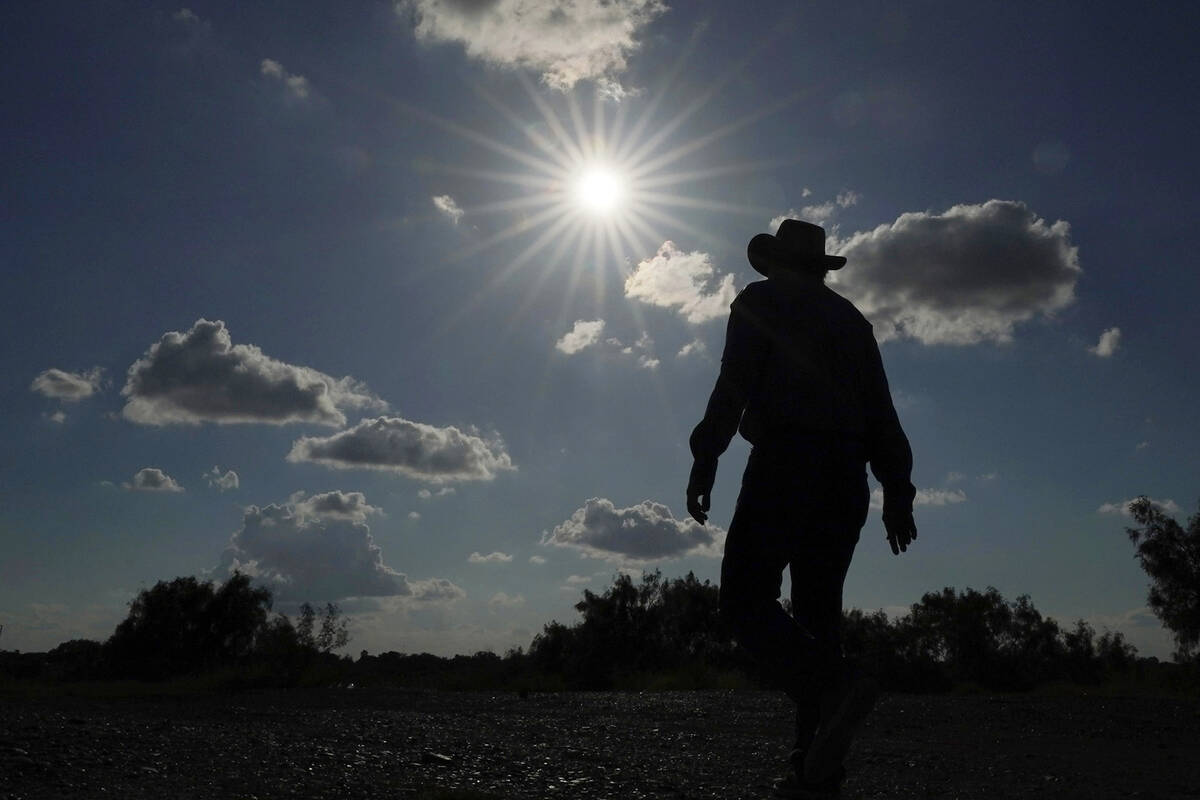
[{"x1": 2, "y1": 688, "x2": 1198, "y2": 799}]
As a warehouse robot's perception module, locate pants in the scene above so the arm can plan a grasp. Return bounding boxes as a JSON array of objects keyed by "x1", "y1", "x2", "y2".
[{"x1": 718, "y1": 445, "x2": 870, "y2": 756}]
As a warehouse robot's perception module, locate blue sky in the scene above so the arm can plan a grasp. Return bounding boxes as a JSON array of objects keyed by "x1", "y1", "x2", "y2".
[{"x1": 3, "y1": 0, "x2": 1198, "y2": 659}]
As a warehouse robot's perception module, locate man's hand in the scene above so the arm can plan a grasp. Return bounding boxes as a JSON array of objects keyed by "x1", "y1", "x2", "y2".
[
  {"x1": 687, "y1": 460, "x2": 717, "y2": 525},
  {"x1": 882, "y1": 506, "x2": 917, "y2": 555}
]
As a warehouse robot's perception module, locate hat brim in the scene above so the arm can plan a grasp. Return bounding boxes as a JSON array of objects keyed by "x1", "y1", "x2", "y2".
[{"x1": 747, "y1": 233, "x2": 846, "y2": 277}]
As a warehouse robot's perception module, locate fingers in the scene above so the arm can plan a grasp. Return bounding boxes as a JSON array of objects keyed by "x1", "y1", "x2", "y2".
[
  {"x1": 687, "y1": 493, "x2": 708, "y2": 525},
  {"x1": 887, "y1": 533, "x2": 899, "y2": 555}
]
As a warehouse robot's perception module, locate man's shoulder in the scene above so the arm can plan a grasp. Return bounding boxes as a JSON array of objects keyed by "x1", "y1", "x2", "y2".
[{"x1": 820, "y1": 284, "x2": 873, "y2": 330}]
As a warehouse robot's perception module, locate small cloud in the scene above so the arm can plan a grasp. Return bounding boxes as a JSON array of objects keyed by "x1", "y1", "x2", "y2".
[
  {"x1": 432, "y1": 194, "x2": 464, "y2": 224},
  {"x1": 836, "y1": 190, "x2": 861, "y2": 208},
  {"x1": 543, "y1": 497, "x2": 725, "y2": 563},
  {"x1": 625, "y1": 241, "x2": 737, "y2": 324},
  {"x1": 870, "y1": 487, "x2": 966, "y2": 510},
  {"x1": 47, "y1": 410, "x2": 67, "y2": 424},
  {"x1": 31, "y1": 367, "x2": 105, "y2": 402},
  {"x1": 260, "y1": 58, "x2": 310, "y2": 101},
  {"x1": 1089, "y1": 327, "x2": 1121, "y2": 357},
  {"x1": 407, "y1": 511, "x2": 421, "y2": 520},
  {"x1": 1135, "y1": 441, "x2": 1150, "y2": 451},
  {"x1": 488, "y1": 591, "x2": 525, "y2": 609},
  {"x1": 565, "y1": 574, "x2": 594, "y2": 585},
  {"x1": 945, "y1": 471, "x2": 966, "y2": 483},
  {"x1": 978, "y1": 472, "x2": 998, "y2": 482},
  {"x1": 123, "y1": 467, "x2": 184, "y2": 493},
  {"x1": 677, "y1": 339, "x2": 707, "y2": 359},
  {"x1": 204, "y1": 466, "x2": 239, "y2": 492},
  {"x1": 771, "y1": 202, "x2": 837, "y2": 229},
  {"x1": 173, "y1": 8, "x2": 200, "y2": 24},
  {"x1": 801, "y1": 187, "x2": 813, "y2": 198},
  {"x1": 555, "y1": 319, "x2": 606, "y2": 354},
  {"x1": 468, "y1": 551, "x2": 514, "y2": 564},
  {"x1": 287, "y1": 416, "x2": 515, "y2": 483},
  {"x1": 1098, "y1": 497, "x2": 1180, "y2": 517},
  {"x1": 637, "y1": 355, "x2": 660, "y2": 370},
  {"x1": 529, "y1": 555, "x2": 547, "y2": 565},
  {"x1": 418, "y1": 487, "x2": 456, "y2": 499}
]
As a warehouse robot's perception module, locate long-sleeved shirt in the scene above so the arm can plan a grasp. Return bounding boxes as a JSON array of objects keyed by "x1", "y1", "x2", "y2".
[{"x1": 689, "y1": 273, "x2": 916, "y2": 504}]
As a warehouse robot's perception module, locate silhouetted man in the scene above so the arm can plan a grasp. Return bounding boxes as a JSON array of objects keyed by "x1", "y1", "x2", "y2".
[{"x1": 687, "y1": 220, "x2": 916, "y2": 798}]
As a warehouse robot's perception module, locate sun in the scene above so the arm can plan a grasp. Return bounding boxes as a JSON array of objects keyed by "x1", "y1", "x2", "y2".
[{"x1": 573, "y1": 164, "x2": 624, "y2": 215}]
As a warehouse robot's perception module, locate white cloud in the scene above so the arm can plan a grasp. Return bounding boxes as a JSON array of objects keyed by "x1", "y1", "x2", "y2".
[
  {"x1": 288, "y1": 416, "x2": 515, "y2": 483},
  {"x1": 408, "y1": 511, "x2": 421, "y2": 520},
  {"x1": 123, "y1": 467, "x2": 184, "y2": 493},
  {"x1": 625, "y1": 241, "x2": 737, "y2": 324},
  {"x1": 677, "y1": 339, "x2": 707, "y2": 359},
  {"x1": 555, "y1": 319, "x2": 605, "y2": 354},
  {"x1": 946, "y1": 471, "x2": 966, "y2": 483},
  {"x1": 121, "y1": 319, "x2": 384, "y2": 427},
  {"x1": 432, "y1": 194, "x2": 464, "y2": 224},
  {"x1": 217, "y1": 490, "x2": 462, "y2": 602},
  {"x1": 565, "y1": 574, "x2": 594, "y2": 585},
  {"x1": 468, "y1": 550, "x2": 513, "y2": 564},
  {"x1": 204, "y1": 466, "x2": 239, "y2": 492},
  {"x1": 529, "y1": 554, "x2": 547, "y2": 564},
  {"x1": 173, "y1": 8, "x2": 200, "y2": 24},
  {"x1": 638, "y1": 355, "x2": 660, "y2": 370},
  {"x1": 829, "y1": 200, "x2": 1081, "y2": 344},
  {"x1": 542, "y1": 497, "x2": 725, "y2": 563},
  {"x1": 403, "y1": 0, "x2": 666, "y2": 92},
  {"x1": 488, "y1": 591, "x2": 525, "y2": 608},
  {"x1": 1098, "y1": 497, "x2": 1181, "y2": 517},
  {"x1": 418, "y1": 487, "x2": 457, "y2": 499},
  {"x1": 771, "y1": 204, "x2": 838, "y2": 230},
  {"x1": 837, "y1": 190, "x2": 861, "y2": 208},
  {"x1": 260, "y1": 58, "x2": 310, "y2": 100},
  {"x1": 1136, "y1": 441, "x2": 1150, "y2": 451},
  {"x1": 870, "y1": 487, "x2": 966, "y2": 510},
  {"x1": 47, "y1": 411, "x2": 67, "y2": 424},
  {"x1": 30, "y1": 367, "x2": 104, "y2": 401},
  {"x1": 1089, "y1": 326, "x2": 1121, "y2": 357}
]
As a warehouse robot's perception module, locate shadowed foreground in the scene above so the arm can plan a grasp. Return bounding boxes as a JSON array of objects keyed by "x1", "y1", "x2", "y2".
[{"x1": 2, "y1": 689, "x2": 1197, "y2": 799}]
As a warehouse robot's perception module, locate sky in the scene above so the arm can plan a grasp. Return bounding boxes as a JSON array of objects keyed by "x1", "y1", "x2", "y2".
[{"x1": 3, "y1": 0, "x2": 1199, "y2": 660}]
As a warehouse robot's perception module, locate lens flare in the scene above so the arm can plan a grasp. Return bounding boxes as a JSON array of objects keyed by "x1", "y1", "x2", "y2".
[{"x1": 574, "y1": 165, "x2": 623, "y2": 214}]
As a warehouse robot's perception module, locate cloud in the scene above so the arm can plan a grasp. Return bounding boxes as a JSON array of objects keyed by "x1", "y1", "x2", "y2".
[
  {"x1": 408, "y1": 577, "x2": 467, "y2": 601},
  {"x1": 468, "y1": 551, "x2": 513, "y2": 564},
  {"x1": 121, "y1": 319, "x2": 383, "y2": 427},
  {"x1": 677, "y1": 339, "x2": 707, "y2": 359},
  {"x1": 870, "y1": 487, "x2": 967, "y2": 510},
  {"x1": 204, "y1": 466, "x2": 239, "y2": 492},
  {"x1": 565, "y1": 574, "x2": 594, "y2": 585},
  {"x1": 489, "y1": 591, "x2": 525, "y2": 608},
  {"x1": 638, "y1": 355, "x2": 660, "y2": 370},
  {"x1": 418, "y1": 487, "x2": 457, "y2": 499},
  {"x1": 287, "y1": 415, "x2": 515, "y2": 482},
  {"x1": 837, "y1": 190, "x2": 861, "y2": 208},
  {"x1": 123, "y1": 467, "x2": 184, "y2": 493},
  {"x1": 625, "y1": 241, "x2": 737, "y2": 324},
  {"x1": 47, "y1": 410, "x2": 67, "y2": 424},
  {"x1": 829, "y1": 200, "x2": 1081, "y2": 344},
  {"x1": 260, "y1": 58, "x2": 311, "y2": 100},
  {"x1": 1136, "y1": 441, "x2": 1150, "y2": 451},
  {"x1": 407, "y1": 511, "x2": 421, "y2": 520},
  {"x1": 529, "y1": 555, "x2": 547, "y2": 564},
  {"x1": 30, "y1": 367, "x2": 104, "y2": 401},
  {"x1": 403, "y1": 0, "x2": 666, "y2": 92},
  {"x1": 1089, "y1": 326, "x2": 1121, "y2": 357},
  {"x1": 432, "y1": 194, "x2": 464, "y2": 224},
  {"x1": 556, "y1": 319, "x2": 605, "y2": 354},
  {"x1": 542, "y1": 497, "x2": 725, "y2": 563},
  {"x1": 1098, "y1": 497, "x2": 1181, "y2": 517},
  {"x1": 217, "y1": 490, "x2": 462, "y2": 602},
  {"x1": 173, "y1": 8, "x2": 201, "y2": 24}
]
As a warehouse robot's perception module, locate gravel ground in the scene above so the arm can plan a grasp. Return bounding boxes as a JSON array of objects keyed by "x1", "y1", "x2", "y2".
[{"x1": 2, "y1": 689, "x2": 1199, "y2": 799}]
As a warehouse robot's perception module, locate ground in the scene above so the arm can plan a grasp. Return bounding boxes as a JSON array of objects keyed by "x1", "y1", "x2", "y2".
[{"x1": 2, "y1": 689, "x2": 1198, "y2": 799}]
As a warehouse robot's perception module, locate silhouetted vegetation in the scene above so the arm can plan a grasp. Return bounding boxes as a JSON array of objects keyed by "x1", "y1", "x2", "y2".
[
  {"x1": 1126, "y1": 495, "x2": 1200, "y2": 663},
  {"x1": 2, "y1": 570, "x2": 1194, "y2": 694}
]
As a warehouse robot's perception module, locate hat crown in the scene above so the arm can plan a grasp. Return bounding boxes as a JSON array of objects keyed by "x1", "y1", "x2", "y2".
[{"x1": 775, "y1": 219, "x2": 828, "y2": 256}]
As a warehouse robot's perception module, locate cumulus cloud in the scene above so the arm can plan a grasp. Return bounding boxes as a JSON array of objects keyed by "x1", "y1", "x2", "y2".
[
  {"x1": 287, "y1": 415, "x2": 515, "y2": 482},
  {"x1": 408, "y1": 577, "x2": 467, "y2": 601},
  {"x1": 638, "y1": 355, "x2": 660, "y2": 370},
  {"x1": 529, "y1": 555, "x2": 547, "y2": 564},
  {"x1": 556, "y1": 319, "x2": 606, "y2": 354},
  {"x1": 432, "y1": 194, "x2": 464, "y2": 224},
  {"x1": 31, "y1": 367, "x2": 104, "y2": 402},
  {"x1": 217, "y1": 490, "x2": 461, "y2": 602},
  {"x1": 870, "y1": 487, "x2": 967, "y2": 510},
  {"x1": 418, "y1": 487, "x2": 457, "y2": 499},
  {"x1": 489, "y1": 591, "x2": 525, "y2": 608},
  {"x1": 837, "y1": 190, "x2": 861, "y2": 208},
  {"x1": 47, "y1": 411, "x2": 67, "y2": 424},
  {"x1": 121, "y1": 319, "x2": 383, "y2": 427},
  {"x1": 828, "y1": 200, "x2": 1081, "y2": 344},
  {"x1": 677, "y1": 339, "x2": 707, "y2": 359},
  {"x1": 403, "y1": 0, "x2": 666, "y2": 92},
  {"x1": 204, "y1": 466, "x2": 239, "y2": 492},
  {"x1": 625, "y1": 241, "x2": 737, "y2": 324},
  {"x1": 123, "y1": 467, "x2": 184, "y2": 493},
  {"x1": 542, "y1": 497, "x2": 724, "y2": 563},
  {"x1": 1098, "y1": 497, "x2": 1181, "y2": 517},
  {"x1": 260, "y1": 58, "x2": 311, "y2": 100},
  {"x1": 1089, "y1": 327, "x2": 1121, "y2": 357},
  {"x1": 468, "y1": 551, "x2": 513, "y2": 564}
]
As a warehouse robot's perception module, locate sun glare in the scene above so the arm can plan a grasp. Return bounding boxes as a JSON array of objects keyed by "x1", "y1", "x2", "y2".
[{"x1": 574, "y1": 165, "x2": 623, "y2": 214}]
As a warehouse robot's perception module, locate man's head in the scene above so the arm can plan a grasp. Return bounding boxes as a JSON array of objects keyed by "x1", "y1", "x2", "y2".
[{"x1": 747, "y1": 219, "x2": 846, "y2": 278}]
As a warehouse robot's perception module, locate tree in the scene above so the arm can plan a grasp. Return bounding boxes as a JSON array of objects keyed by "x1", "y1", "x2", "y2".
[{"x1": 1126, "y1": 496, "x2": 1200, "y2": 662}]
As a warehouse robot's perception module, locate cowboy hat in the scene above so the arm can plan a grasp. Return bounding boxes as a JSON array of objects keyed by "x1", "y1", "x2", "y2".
[{"x1": 747, "y1": 219, "x2": 846, "y2": 276}]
